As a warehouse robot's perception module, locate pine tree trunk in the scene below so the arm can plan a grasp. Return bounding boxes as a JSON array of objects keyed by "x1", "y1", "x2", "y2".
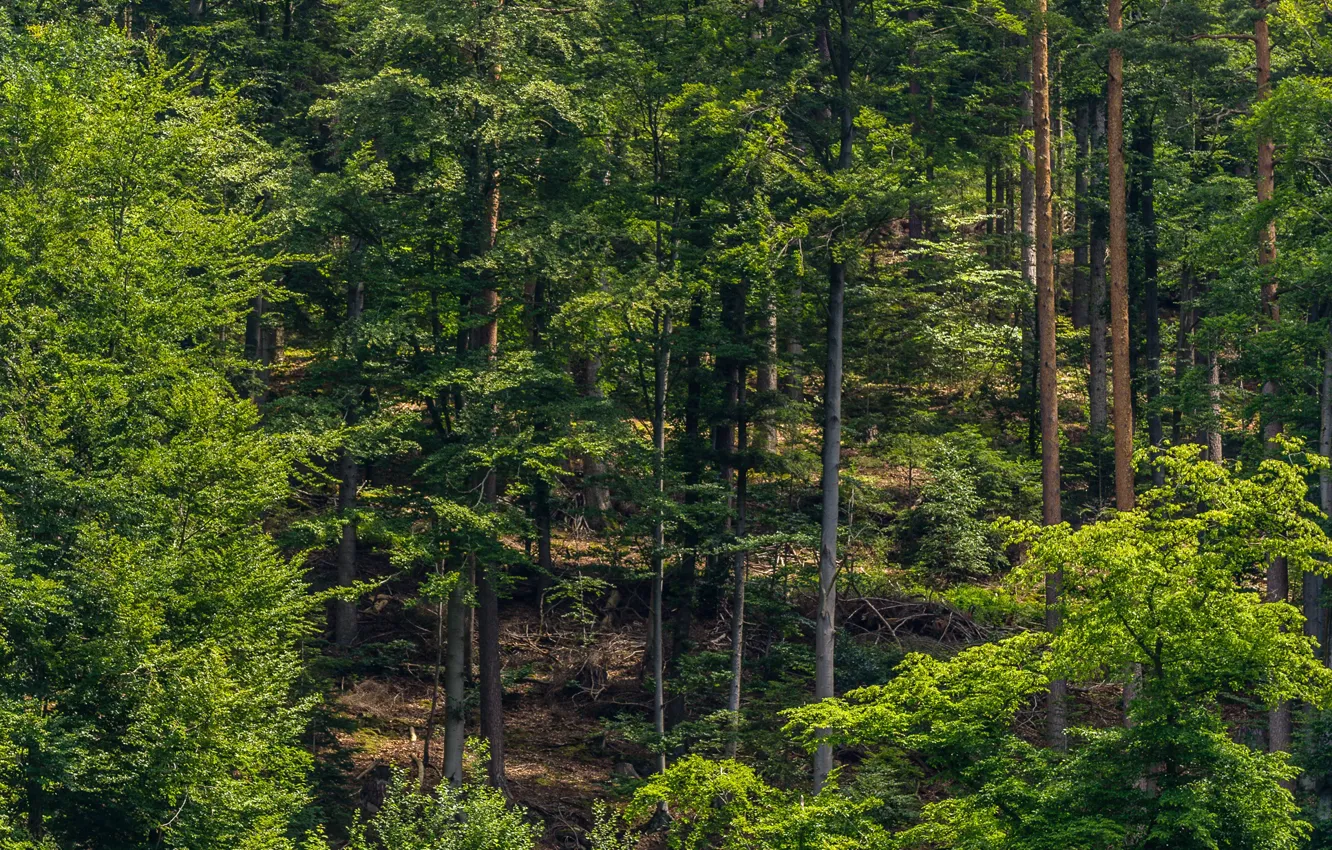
[
  {"x1": 651, "y1": 309, "x2": 671, "y2": 774},
  {"x1": 1137, "y1": 116, "x2": 1163, "y2": 486},
  {"x1": 1020, "y1": 54, "x2": 1038, "y2": 459},
  {"x1": 1033, "y1": 5, "x2": 1065, "y2": 751},
  {"x1": 1089, "y1": 99, "x2": 1109, "y2": 439},
  {"x1": 1072, "y1": 103, "x2": 1090, "y2": 331},
  {"x1": 1108, "y1": 0, "x2": 1133, "y2": 510}
]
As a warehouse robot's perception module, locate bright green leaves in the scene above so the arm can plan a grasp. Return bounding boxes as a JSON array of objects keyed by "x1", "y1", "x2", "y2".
[
  {"x1": 1012, "y1": 445, "x2": 1332, "y2": 710},
  {"x1": 0, "y1": 26, "x2": 314, "y2": 849}
]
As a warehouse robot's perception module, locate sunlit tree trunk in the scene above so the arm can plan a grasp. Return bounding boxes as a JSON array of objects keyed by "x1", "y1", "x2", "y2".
[
  {"x1": 1108, "y1": 0, "x2": 1133, "y2": 511},
  {"x1": 814, "y1": 0, "x2": 853, "y2": 791}
]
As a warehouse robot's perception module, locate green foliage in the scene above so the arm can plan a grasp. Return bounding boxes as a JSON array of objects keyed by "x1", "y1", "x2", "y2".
[
  {"x1": 0, "y1": 24, "x2": 314, "y2": 848},
  {"x1": 347, "y1": 770, "x2": 538, "y2": 850},
  {"x1": 784, "y1": 449, "x2": 1332, "y2": 849},
  {"x1": 629, "y1": 756, "x2": 889, "y2": 850}
]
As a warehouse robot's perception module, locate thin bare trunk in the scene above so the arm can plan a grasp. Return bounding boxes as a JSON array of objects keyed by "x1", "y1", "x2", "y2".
[
  {"x1": 422, "y1": 592, "x2": 445, "y2": 790},
  {"x1": 443, "y1": 573, "x2": 466, "y2": 785},
  {"x1": 1089, "y1": 100, "x2": 1109, "y2": 438},
  {"x1": 1252, "y1": 0, "x2": 1288, "y2": 756},
  {"x1": 813, "y1": 0, "x2": 852, "y2": 792},
  {"x1": 1314, "y1": 324, "x2": 1332, "y2": 665},
  {"x1": 1108, "y1": 1, "x2": 1133, "y2": 510},
  {"x1": 334, "y1": 277, "x2": 364, "y2": 648},
  {"x1": 651, "y1": 309, "x2": 671, "y2": 775},
  {"x1": 1072, "y1": 103, "x2": 1090, "y2": 331},
  {"x1": 757, "y1": 288, "x2": 779, "y2": 450},
  {"x1": 727, "y1": 380, "x2": 748, "y2": 758},
  {"x1": 1136, "y1": 118, "x2": 1162, "y2": 487},
  {"x1": 1033, "y1": 6, "x2": 1065, "y2": 751}
]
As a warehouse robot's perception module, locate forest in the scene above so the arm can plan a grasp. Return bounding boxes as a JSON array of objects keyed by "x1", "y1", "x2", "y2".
[{"x1": 5, "y1": 0, "x2": 1332, "y2": 845}]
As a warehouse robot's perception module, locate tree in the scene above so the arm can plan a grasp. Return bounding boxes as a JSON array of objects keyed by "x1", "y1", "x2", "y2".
[
  {"x1": 1108, "y1": 0, "x2": 1135, "y2": 510},
  {"x1": 0, "y1": 26, "x2": 314, "y2": 847}
]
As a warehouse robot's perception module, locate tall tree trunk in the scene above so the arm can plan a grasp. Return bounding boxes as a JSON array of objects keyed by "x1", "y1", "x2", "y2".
[
  {"x1": 1200, "y1": 348, "x2": 1223, "y2": 461},
  {"x1": 470, "y1": 163, "x2": 508, "y2": 791},
  {"x1": 1020, "y1": 55, "x2": 1038, "y2": 458},
  {"x1": 1251, "y1": 0, "x2": 1289, "y2": 757},
  {"x1": 651, "y1": 308, "x2": 671, "y2": 775},
  {"x1": 1137, "y1": 115, "x2": 1163, "y2": 486},
  {"x1": 476, "y1": 570, "x2": 506, "y2": 792},
  {"x1": 1089, "y1": 99, "x2": 1109, "y2": 440},
  {"x1": 727, "y1": 379, "x2": 748, "y2": 758},
  {"x1": 334, "y1": 277, "x2": 365, "y2": 648},
  {"x1": 814, "y1": 0, "x2": 853, "y2": 791},
  {"x1": 1072, "y1": 103, "x2": 1090, "y2": 331},
  {"x1": 786, "y1": 279, "x2": 804, "y2": 404},
  {"x1": 756, "y1": 287, "x2": 779, "y2": 451},
  {"x1": 667, "y1": 296, "x2": 705, "y2": 730},
  {"x1": 1108, "y1": 0, "x2": 1134, "y2": 510},
  {"x1": 443, "y1": 569, "x2": 466, "y2": 786},
  {"x1": 422, "y1": 591, "x2": 445, "y2": 791},
  {"x1": 1173, "y1": 268, "x2": 1195, "y2": 447},
  {"x1": 1033, "y1": 5, "x2": 1065, "y2": 751},
  {"x1": 1314, "y1": 323, "x2": 1332, "y2": 666}
]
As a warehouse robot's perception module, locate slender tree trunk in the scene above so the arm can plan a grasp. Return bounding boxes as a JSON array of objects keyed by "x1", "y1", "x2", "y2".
[
  {"x1": 651, "y1": 309, "x2": 671, "y2": 774},
  {"x1": 1033, "y1": 5, "x2": 1065, "y2": 751},
  {"x1": 667, "y1": 297, "x2": 704, "y2": 730},
  {"x1": 1251, "y1": 0, "x2": 1289, "y2": 757},
  {"x1": 814, "y1": 0, "x2": 853, "y2": 791},
  {"x1": 422, "y1": 591, "x2": 445, "y2": 790},
  {"x1": 334, "y1": 277, "x2": 365, "y2": 648},
  {"x1": 727, "y1": 379, "x2": 748, "y2": 758},
  {"x1": 1136, "y1": 116, "x2": 1163, "y2": 486},
  {"x1": 443, "y1": 570, "x2": 466, "y2": 786},
  {"x1": 1108, "y1": 0, "x2": 1133, "y2": 510},
  {"x1": 1021, "y1": 59, "x2": 1037, "y2": 306},
  {"x1": 757, "y1": 287, "x2": 779, "y2": 451},
  {"x1": 1072, "y1": 103, "x2": 1090, "y2": 331},
  {"x1": 1020, "y1": 55, "x2": 1038, "y2": 458},
  {"x1": 1314, "y1": 323, "x2": 1332, "y2": 666},
  {"x1": 470, "y1": 163, "x2": 508, "y2": 791},
  {"x1": 1089, "y1": 100, "x2": 1109, "y2": 439},
  {"x1": 1173, "y1": 268, "x2": 1195, "y2": 447},
  {"x1": 476, "y1": 570, "x2": 506, "y2": 792},
  {"x1": 787, "y1": 279, "x2": 804, "y2": 404}
]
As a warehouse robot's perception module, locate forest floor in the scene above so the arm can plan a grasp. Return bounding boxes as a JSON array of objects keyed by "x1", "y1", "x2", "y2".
[{"x1": 323, "y1": 600, "x2": 664, "y2": 848}]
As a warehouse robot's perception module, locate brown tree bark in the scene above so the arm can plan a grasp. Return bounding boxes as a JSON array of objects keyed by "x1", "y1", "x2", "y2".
[
  {"x1": 1072, "y1": 103, "x2": 1090, "y2": 331},
  {"x1": 1089, "y1": 100, "x2": 1109, "y2": 439},
  {"x1": 470, "y1": 163, "x2": 509, "y2": 792},
  {"x1": 1136, "y1": 115, "x2": 1163, "y2": 486},
  {"x1": 1033, "y1": 4, "x2": 1065, "y2": 751},
  {"x1": 1108, "y1": 0, "x2": 1134, "y2": 510}
]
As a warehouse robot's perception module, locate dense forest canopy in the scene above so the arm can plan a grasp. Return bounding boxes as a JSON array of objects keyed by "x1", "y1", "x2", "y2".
[{"x1": 7, "y1": 0, "x2": 1332, "y2": 845}]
